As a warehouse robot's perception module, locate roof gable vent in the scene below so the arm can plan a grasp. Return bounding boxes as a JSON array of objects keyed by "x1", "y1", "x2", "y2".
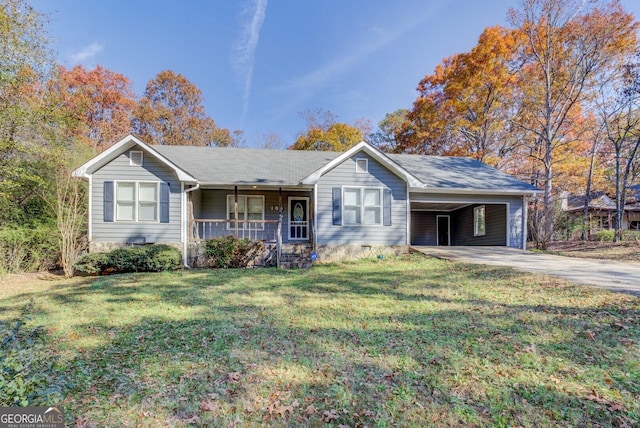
[{"x1": 130, "y1": 150, "x2": 143, "y2": 166}]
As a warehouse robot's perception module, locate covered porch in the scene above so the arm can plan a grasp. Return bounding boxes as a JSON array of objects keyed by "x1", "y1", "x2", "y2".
[{"x1": 187, "y1": 186, "x2": 314, "y2": 245}]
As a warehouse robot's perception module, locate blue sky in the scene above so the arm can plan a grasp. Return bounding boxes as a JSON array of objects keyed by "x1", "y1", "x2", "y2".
[{"x1": 34, "y1": 0, "x2": 640, "y2": 147}]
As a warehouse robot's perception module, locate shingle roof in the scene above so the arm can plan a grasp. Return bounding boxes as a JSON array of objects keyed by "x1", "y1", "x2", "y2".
[
  {"x1": 151, "y1": 145, "x2": 539, "y2": 193},
  {"x1": 388, "y1": 154, "x2": 539, "y2": 192},
  {"x1": 153, "y1": 145, "x2": 339, "y2": 186}
]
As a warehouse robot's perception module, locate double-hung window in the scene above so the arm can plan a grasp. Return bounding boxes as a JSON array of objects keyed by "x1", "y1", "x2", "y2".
[
  {"x1": 116, "y1": 182, "x2": 159, "y2": 222},
  {"x1": 343, "y1": 187, "x2": 382, "y2": 225},
  {"x1": 227, "y1": 195, "x2": 264, "y2": 229}
]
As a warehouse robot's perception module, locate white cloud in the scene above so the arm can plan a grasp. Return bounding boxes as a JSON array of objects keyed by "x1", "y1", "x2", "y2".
[
  {"x1": 232, "y1": 0, "x2": 268, "y2": 125},
  {"x1": 69, "y1": 42, "x2": 104, "y2": 63}
]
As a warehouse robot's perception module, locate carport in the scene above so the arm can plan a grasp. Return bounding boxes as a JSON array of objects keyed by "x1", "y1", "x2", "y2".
[{"x1": 408, "y1": 193, "x2": 526, "y2": 249}]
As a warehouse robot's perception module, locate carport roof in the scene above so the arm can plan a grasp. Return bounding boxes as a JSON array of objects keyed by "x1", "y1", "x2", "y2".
[{"x1": 388, "y1": 154, "x2": 539, "y2": 193}]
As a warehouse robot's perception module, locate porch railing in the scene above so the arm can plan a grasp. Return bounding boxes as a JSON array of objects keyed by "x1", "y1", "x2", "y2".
[{"x1": 191, "y1": 219, "x2": 281, "y2": 242}]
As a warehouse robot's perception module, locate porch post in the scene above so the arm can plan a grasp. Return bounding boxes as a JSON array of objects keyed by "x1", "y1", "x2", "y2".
[
  {"x1": 234, "y1": 185, "x2": 239, "y2": 236},
  {"x1": 277, "y1": 187, "x2": 283, "y2": 268}
]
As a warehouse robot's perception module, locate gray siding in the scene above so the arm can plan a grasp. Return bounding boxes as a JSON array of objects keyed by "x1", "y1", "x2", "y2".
[
  {"x1": 409, "y1": 193, "x2": 525, "y2": 249},
  {"x1": 451, "y1": 204, "x2": 506, "y2": 246},
  {"x1": 92, "y1": 149, "x2": 182, "y2": 244},
  {"x1": 195, "y1": 189, "x2": 312, "y2": 244},
  {"x1": 316, "y1": 154, "x2": 408, "y2": 245}
]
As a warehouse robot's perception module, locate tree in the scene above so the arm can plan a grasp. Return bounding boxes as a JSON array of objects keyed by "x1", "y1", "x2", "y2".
[
  {"x1": 47, "y1": 65, "x2": 137, "y2": 153},
  {"x1": 369, "y1": 109, "x2": 409, "y2": 152},
  {"x1": 132, "y1": 70, "x2": 233, "y2": 146},
  {"x1": 290, "y1": 109, "x2": 368, "y2": 151},
  {"x1": 398, "y1": 26, "x2": 518, "y2": 167},
  {"x1": 597, "y1": 59, "x2": 640, "y2": 241},
  {"x1": 0, "y1": 0, "x2": 54, "y2": 225},
  {"x1": 509, "y1": 0, "x2": 638, "y2": 248}
]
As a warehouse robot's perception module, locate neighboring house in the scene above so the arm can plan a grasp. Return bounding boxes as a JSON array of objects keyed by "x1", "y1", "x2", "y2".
[
  {"x1": 562, "y1": 191, "x2": 640, "y2": 234},
  {"x1": 73, "y1": 134, "x2": 540, "y2": 267}
]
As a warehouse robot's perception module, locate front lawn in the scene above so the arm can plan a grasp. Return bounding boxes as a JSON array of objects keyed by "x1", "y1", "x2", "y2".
[{"x1": 1, "y1": 254, "x2": 638, "y2": 427}]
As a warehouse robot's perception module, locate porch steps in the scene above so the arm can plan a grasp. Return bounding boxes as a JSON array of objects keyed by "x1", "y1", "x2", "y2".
[{"x1": 280, "y1": 243, "x2": 314, "y2": 269}]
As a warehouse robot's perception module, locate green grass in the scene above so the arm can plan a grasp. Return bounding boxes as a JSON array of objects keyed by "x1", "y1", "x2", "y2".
[{"x1": 1, "y1": 254, "x2": 639, "y2": 427}]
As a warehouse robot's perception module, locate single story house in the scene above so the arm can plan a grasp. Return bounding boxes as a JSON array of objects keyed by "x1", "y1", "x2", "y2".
[
  {"x1": 73, "y1": 134, "x2": 540, "y2": 267},
  {"x1": 562, "y1": 191, "x2": 640, "y2": 235}
]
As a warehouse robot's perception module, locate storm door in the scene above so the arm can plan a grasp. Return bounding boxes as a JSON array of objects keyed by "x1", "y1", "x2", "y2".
[{"x1": 288, "y1": 197, "x2": 309, "y2": 240}]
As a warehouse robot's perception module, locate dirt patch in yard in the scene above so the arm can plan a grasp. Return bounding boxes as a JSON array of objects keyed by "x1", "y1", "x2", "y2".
[{"x1": 544, "y1": 240, "x2": 640, "y2": 263}]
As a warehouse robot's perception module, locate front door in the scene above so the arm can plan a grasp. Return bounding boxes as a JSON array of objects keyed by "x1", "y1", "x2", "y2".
[
  {"x1": 437, "y1": 215, "x2": 450, "y2": 246},
  {"x1": 289, "y1": 197, "x2": 309, "y2": 240}
]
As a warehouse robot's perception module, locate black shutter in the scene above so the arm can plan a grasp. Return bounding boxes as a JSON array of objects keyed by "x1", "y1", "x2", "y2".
[
  {"x1": 332, "y1": 187, "x2": 342, "y2": 226},
  {"x1": 160, "y1": 182, "x2": 170, "y2": 223},
  {"x1": 103, "y1": 181, "x2": 114, "y2": 222},
  {"x1": 383, "y1": 188, "x2": 392, "y2": 226}
]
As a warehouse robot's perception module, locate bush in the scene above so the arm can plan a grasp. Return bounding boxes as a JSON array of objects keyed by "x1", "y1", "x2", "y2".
[
  {"x1": 590, "y1": 229, "x2": 615, "y2": 242},
  {"x1": 0, "y1": 300, "x2": 68, "y2": 406},
  {"x1": 145, "y1": 244, "x2": 182, "y2": 272},
  {"x1": 0, "y1": 224, "x2": 60, "y2": 274},
  {"x1": 204, "y1": 235, "x2": 267, "y2": 268},
  {"x1": 73, "y1": 244, "x2": 182, "y2": 275}
]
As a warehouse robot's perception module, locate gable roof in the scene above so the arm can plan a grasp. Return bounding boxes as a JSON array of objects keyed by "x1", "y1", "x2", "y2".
[
  {"x1": 300, "y1": 141, "x2": 424, "y2": 188},
  {"x1": 72, "y1": 135, "x2": 197, "y2": 182},
  {"x1": 73, "y1": 134, "x2": 539, "y2": 194}
]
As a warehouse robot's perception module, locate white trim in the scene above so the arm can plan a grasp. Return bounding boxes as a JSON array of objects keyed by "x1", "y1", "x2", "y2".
[
  {"x1": 406, "y1": 182, "x2": 411, "y2": 245},
  {"x1": 505, "y1": 202, "x2": 511, "y2": 247},
  {"x1": 114, "y1": 180, "x2": 160, "y2": 223},
  {"x1": 436, "y1": 215, "x2": 451, "y2": 246},
  {"x1": 288, "y1": 197, "x2": 310, "y2": 240},
  {"x1": 130, "y1": 150, "x2": 143, "y2": 166},
  {"x1": 522, "y1": 195, "x2": 528, "y2": 250},
  {"x1": 342, "y1": 186, "x2": 384, "y2": 226},
  {"x1": 409, "y1": 200, "x2": 514, "y2": 247},
  {"x1": 473, "y1": 205, "x2": 486, "y2": 237},
  {"x1": 88, "y1": 175, "x2": 93, "y2": 242},
  {"x1": 313, "y1": 184, "x2": 318, "y2": 249},
  {"x1": 301, "y1": 141, "x2": 423, "y2": 188},
  {"x1": 410, "y1": 204, "x2": 473, "y2": 213},
  {"x1": 410, "y1": 187, "x2": 541, "y2": 196},
  {"x1": 181, "y1": 182, "x2": 187, "y2": 267},
  {"x1": 72, "y1": 134, "x2": 197, "y2": 183},
  {"x1": 355, "y1": 158, "x2": 368, "y2": 173}
]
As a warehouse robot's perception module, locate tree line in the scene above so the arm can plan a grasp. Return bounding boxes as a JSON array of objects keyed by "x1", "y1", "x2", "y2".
[{"x1": 1, "y1": 0, "x2": 639, "y2": 275}]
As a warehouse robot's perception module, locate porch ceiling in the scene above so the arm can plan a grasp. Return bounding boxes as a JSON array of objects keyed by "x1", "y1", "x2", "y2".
[{"x1": 411, "y1": 202, "x2": 471, "y2": 212}]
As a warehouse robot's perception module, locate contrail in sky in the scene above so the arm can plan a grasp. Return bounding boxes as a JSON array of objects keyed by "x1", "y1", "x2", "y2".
[{"x1": 234, "y1": 0, "x2": 267, "y2": 127}]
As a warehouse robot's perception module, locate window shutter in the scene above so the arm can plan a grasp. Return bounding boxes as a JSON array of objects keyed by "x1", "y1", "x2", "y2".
[
  {"x1": 332, "y1": 187, "x2": 342, "y2": 226},
  {"x1": 383, "y1": 188, "x2": 392, "y2": 226},
  {"x1": 160, "y1": 182, "x2": 170, "y2": 223},
  {"x1": 103, "y1": 181, "x2": 114, "y2": 222}
]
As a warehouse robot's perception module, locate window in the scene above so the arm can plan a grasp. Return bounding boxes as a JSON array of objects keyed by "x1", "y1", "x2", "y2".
[
  {"x1": 343, "y1": 187, "x2": 382, "y2": 225},
  {"x1": 227, "y1": 195, "x2": 264, "y2": 229},
  {"x1": 130, "y1": 151, "x2": 143, "y2": 166},
  {"x1": 355, "y1": 158, "x2": 368, "y2": 173},
  {"x1": 116, "y1": 181, "x2": 158, "y2": 222},
  {"x1": 474, "y1": 205, "x2": 486, "y2": 236}
]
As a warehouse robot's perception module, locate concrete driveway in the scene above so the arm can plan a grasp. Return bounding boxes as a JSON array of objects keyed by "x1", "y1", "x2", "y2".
[{"x1": 412, "y1": 246, "x2": 640, "y2": 296}]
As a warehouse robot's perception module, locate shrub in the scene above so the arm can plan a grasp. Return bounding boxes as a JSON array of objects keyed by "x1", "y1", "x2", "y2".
[
  {"x1": 144, "y1": 244, "x2": 182, "y2": 272},
  {"x1": 0, "y1": 224, "x2": 60, "y2": 274},
  {"x1": 0, "y1": 300, "x2": 68, "y2": 406},
  {"x1": 204, "y1": 236, "x2": 267, "y2": 268},
  {"x1": 590, "y1": 229, "x2": 615, "y2": 242},
  {"x1": 73, "y1": 245, "x2": 182, "y2": 275}
]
